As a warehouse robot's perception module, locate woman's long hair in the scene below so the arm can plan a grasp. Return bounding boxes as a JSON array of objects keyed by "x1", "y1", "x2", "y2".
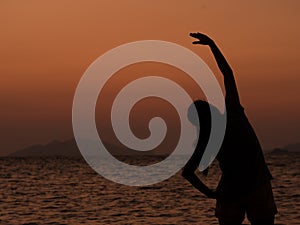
[{"x1": 188, "y1": 100, "x2": 217, "y2": 175}]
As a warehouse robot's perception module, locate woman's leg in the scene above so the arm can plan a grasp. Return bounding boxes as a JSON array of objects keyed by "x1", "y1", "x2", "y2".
[
  {"x1": 216, "y1": 197, "x2": 245, "y2": 225},
  {"x1": 218, "y1": 218, "x2": 243, "y2": 225},
  {"x1": 246, "y1": 182, "x2": 277, "y2": 225},
  {"x1": 249, "y1": 216, "x2": 274, "y2": 225}
]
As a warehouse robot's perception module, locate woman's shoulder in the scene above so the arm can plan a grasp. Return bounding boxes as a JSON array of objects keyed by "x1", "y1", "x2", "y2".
[{"x1": 226, "y1": 103, "x2": 245, "y2": 120}]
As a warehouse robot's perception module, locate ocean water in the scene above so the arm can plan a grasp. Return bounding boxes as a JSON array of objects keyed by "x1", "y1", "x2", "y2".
[{"x1": 0, "y1": 153, "x2": 299, "y2": 225}]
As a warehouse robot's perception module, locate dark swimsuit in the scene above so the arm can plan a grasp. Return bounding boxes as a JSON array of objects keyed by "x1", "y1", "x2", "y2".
[{"x1": 216, "y1": 101, "x2": 273, "y2": 199}]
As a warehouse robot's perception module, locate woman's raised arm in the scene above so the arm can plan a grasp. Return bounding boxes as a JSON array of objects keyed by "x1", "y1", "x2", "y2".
[{"x1": 190, "y1": 33, "x2": 241, "y2": 108}]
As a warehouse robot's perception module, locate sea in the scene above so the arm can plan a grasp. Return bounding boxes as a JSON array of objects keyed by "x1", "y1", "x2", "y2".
[{"x1": 0, "y1": 152, "x2": 299, "y2": 225}]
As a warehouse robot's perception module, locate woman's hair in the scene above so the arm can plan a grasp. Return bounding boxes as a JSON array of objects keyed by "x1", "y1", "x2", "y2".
[
  {"x1": 188, "y1": 100, "x2": 220, "y2": 175},
  {"x1": 188, "y1": 100, "x2": 212, "y2": 139}
]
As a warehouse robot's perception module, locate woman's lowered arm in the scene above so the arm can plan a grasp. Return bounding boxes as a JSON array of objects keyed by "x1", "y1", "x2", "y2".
[{"x1": 182, "y1": 145, "x2": 217, "y2": 199}]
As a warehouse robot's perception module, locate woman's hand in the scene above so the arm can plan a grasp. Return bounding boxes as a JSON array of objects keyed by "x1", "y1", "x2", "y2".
[
  {"x1": 206, "y1": 189, "x2": 220, "y2": 199},
  {"x1": 190, "y1": 32, "x2": 214, "y2": 45}
]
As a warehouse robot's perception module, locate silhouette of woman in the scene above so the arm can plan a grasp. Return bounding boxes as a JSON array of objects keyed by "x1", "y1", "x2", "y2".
[{"x1": 182, "y1": 33, "x2": 277, "y2": 225}]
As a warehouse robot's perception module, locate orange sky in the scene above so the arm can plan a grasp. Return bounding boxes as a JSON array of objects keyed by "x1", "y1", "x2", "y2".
[{"x1": 1, "y1": 1, "x2": 300, "y2": 155}]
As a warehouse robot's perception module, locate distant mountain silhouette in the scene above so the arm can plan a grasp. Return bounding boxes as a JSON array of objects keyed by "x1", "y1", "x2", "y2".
[
  {"x1": 9, "y1": 138, "x2": 127, "y2": 158},
  {"x1": 9, "y1": 139, "x2": 79, "y2": 157},
  {"x1": 9, "y1": 138, "x2": 300, "y2": 157},
  {"x1": 270, "y1": 148, "x2": 289, "y2": 154},
  {"x1": 270, "y1": 143, "x2": 300, "y2": 154},
  {"x1": 283, "y1": 142, "x2": 300, "y2": 152}
]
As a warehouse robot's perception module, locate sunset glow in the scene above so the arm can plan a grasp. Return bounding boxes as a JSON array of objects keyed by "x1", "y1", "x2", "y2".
[{"x1": 1, "y1": 1, "x2": 299, "y2": 155}]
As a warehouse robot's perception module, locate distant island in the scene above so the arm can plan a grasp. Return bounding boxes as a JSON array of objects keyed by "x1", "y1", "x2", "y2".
[
  {"x1": 7, "y1": 139, "x2": 300, "y2": 158},
  {"x1": 8, "y1": 138, "x2": 126, "y2": 158},
  {"x1": 269, "y1": 142, "x2": 300, "y2": 154},
  {"x1": 282, "y1": 143, "x2": 300, "y2": 152}
]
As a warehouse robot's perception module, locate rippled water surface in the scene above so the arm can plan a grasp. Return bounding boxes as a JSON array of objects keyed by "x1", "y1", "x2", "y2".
[{"x1": 0, "y1": 153, "x2": 299, "y2": 225}]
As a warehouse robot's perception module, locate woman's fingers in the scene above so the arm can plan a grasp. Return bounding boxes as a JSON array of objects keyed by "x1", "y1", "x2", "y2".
[
  {"x1": 192, "y1": 41, "x2": 201, "y2": 44},
  {"x1": 190, "y1": 32, "x2": 200, "y2": 38}
]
